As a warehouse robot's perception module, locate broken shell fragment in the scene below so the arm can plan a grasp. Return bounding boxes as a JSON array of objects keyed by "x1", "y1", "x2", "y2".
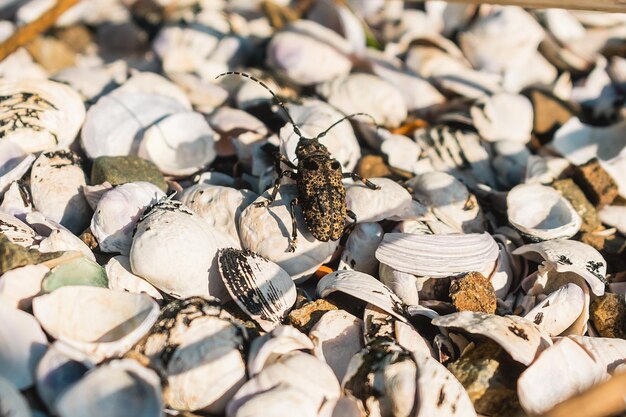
[
  {"x1": 0, "y1": 211, "x2": 38, "y2": 247},
  {"x1": 105, "y1": 256, "x2": 162, "y2": 301},
  {"x1": 338, "y1": 222, "x2": 384, "y2": 275},
  {"x1": 0, "y1": 376, "x2": 32, "y2": 417},
  {"x1": 0, "y1": 264, "x2": 49, "y2": 310},
  {"x1": 345, "y1": 177, "x2": 412, "y2": 223},
  {"x1": 524, "y1": 283, "x2": 586, "y2": 336},
  {"x1": 0, "y1": 142, "x2": 34, "y2": 197},
  {"x1": 218, "y1": 248, "x2": 296, "y2": 331},
  {"x1": 247, "y1": 325, "x2": 313, "y2": 377}
]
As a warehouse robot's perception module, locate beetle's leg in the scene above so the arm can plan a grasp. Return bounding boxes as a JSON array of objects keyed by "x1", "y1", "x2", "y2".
[
  {"x1": 341, "y1": 210, "x2": 358, "y2": 245},
  {"x1": 343, "y1": 172, "x2": 381, "y2": 190},
  {"x1": 254, "y1": 170, "x2": 297, "y2": 207},
  {"x1": 287, "y1": 197, "x2": 300, "y2": 252},
  {"x1": 274, "y1": 151, "x2": 298, "y2": 170}
]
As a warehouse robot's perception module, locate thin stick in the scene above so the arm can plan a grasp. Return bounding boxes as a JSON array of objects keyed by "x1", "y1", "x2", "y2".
[
  {"x1": 0, "y1": 0, "x2": 81, "y2": 62},
  {"x1": 408, "y1": 0, "x2": 626, "y2": 12},
  {"x1": 539, "y1": 371, "x2": 626, "y2": 417}
]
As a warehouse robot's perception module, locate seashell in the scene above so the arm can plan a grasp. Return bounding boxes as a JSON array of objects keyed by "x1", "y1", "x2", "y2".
[
  {"x1": 181, "y1": 184, "x2": 257, "y2": 242},
  {"x1": 0, "y1": 79, "x2": 85, "y2": 153},
  {"x1": 380, "y1": 131, "x2": 422, "y2": 172},
  {"x1": 30, "y1": 151, "x2": 91, "y2": 234},
  {"x1": 490, "y1": 229, "x2": 525, "y2": 299},
  {"x1": 317, "y1": 270, "x2": 408, "y2": 322},
  {"x1": 310, "y1": 309, "x2": 363, "y2": 381},
  {"x1": 169, "y1": 72, "x2": 228, "y2": 113},
  {"x1": 41, "y1": 256, "x2": 108, "y2": 293},
  {"x1": 513, "y1": 239, "x2": 607, "y2": 296},
  {"x1": 52, "y1": 65, "x2": 119, "y2": 102},
  {"x1": 598, "y1": 205, "x2": 626, "y2": 235},
  {"x1": 207, "y1": 107, "x2": 268, "y2": 162},
  {"x1": 346, "y1": 177, "x2": 412, "y2": 223},
  {"x1": 239, "y1": 184, "x2": 338, "y2": 282},
  {"x1": 407, "y1": 171, "x2": 485, "y2": 233},
  {"x1": 524, "y1": 155, "x2": 571, "y2": 185},
  {"x1": 132, "y1": 297, "x2": 247, "y2": 413},
  {"x1": 492, "y1": 140, "x2": 531, "y2": 189},
  {"x1": 82, "y1": 182, "x2": 113, "y2": 211},
  {"x1": 38, "y1": 229, "x2": 95, "y2": 261},
  {"x1": 507, "y1": 183, "x2": 582, "y2": 241},
  {"x1": 317, "y1": 73, "x2": 407, "y2": 128},
  {"x1": 0, "y1": 376, "x2": 32, "y2": 417},
  {"x1": 266, "y1": 20, "x2": 352, "y2": 85},
  {"x1": 217, "y1": 248, "x2": 296, "y2": 331},
  {"x1": 279, "y1": 99, "x2": 361, "y2": 171},
  {"x1": 105, "y1": 256, "x2": 163, "y2": 301},
  {"x1": 0, "y1": 264, "x2": 49, "y2": 310},
  {"x1": 523, "y1": 283, "x2": 586, "y2": 336},
  {"x1": 338, "y1": 222, "x2": 384, "y2": 275},
  {"x1": 230, "y1": 384, "x2": 318, "y2": 417},
  {"x1": 470, "y1": 93, "x2": 533, "y2": 143},
  {"x1": 228, "y1": 351, "x2": 340, "y2": 416},
  {"x1": 517, "y1": 337, "x2": 608, "y2": 416},
  {"x1": 307, "y1": 0, "x2": 365, "y2": 52},
  {"x1": 432, "y1": 311, "x2": 552, "y2": 365},
  {"x1": 56, "y1": 359, "x2": 162, "y2": 417},
  {"x1": 567, "y1": 335, "x2": 626, "y2": 373},
  {"x1": 35, "y1": 342, "x2": 93, "y2": 413},
  {"x1": 570, "y1": 57, "x2": 620, "y2": 121},
  {"x1": 0, "y1": 300, "x2": 48, "y2": 389},
  {"x1": 0, "y1": 211, "x2": 38, "y2": 247},
  {"x1": 81, "y1": 91, "x2": 187, "y2": 159},
  {"x1": 114, "y1": 71, "x2": 192, "y2": 110},
  {"x1": 376, "y1": 232, "x2": 499, "y2": 278},
  {"x1": 0, "y1": 141, "x2": 34, "y2": 197},
  {"x1": 32, "y1": 286, "x2": 159, "y2": 363},
  {"x1": 138, "y1": 111, "x2": 217, "y2": 177},
  {"x1": 318, "y1": 396, "x2": 364, "y2": 417},
  {"x1": 413, "y1": 351, "x2": 478, "y2": 417},
  {"x1": 247, "y1": 325, "x2": 313, "y2": 377},
  {"x1": 131, "y1": 198, "x2": 239, "y2": 300},
  {"x1": 91, "y1": 182, "x2": 165, "y2": 255},
  {"x1": 379, "y1": 263, "x2": 420, "y2": 306},
  {"x1": 0, "y1": 181, "x2": 33, "y2": 218}
]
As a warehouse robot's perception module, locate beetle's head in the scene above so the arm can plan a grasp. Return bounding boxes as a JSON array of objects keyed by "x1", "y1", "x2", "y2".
[{"x1": 295, "y1": 138, "x2": 329, "y2": 159}]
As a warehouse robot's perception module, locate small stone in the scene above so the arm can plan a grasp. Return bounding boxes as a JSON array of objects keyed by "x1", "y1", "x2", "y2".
[
  {"x1": 79, "y1": 228, "x2": 99, "y2": 250},
  {"x1": 25, "y1": 36, "x2": 75, "y2": 74},
  {"x1": 447, "y1": 340, "x2": 524, "y2": 417},
  {"x1": 581, "y1": 232, "x2": 626, "y2": 273},
  {"x1": 0, "y1": 234, "x2": 62, "y2": 275},
  {"x1": 573, "y1": 158, "x2": 619, "y2": 207},
  {"x1": 449, "y1": 272, "x2": 497, "y2": 314},
  {"x1": 53, "y1": 25, "x2": 94, "y2": 54},
  {"x1": 91, "y1": 156, "x2": 168, "y2": 192},
  {"x1": 528, "y1": 89, "x2": 578, "y2": 145},
  {"x1": 355, "y1": 155, "x2": 393, "y2": 179},
  {"x1": 553, "y1": 178, "x2": 602, "y2": 233},
  {"x1": 287, "y1": 298, "x2": 339, "y2": 333},
  {"x1": 590, "y1": 293, "x2": 626, "y2": 339}
]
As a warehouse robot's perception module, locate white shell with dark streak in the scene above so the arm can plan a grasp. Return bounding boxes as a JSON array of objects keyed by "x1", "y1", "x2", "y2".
[{"x1": 218, "y1": 248, "x2": 296, "y2": 332}]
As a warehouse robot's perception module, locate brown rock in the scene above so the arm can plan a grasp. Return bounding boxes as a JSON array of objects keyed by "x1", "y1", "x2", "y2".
[
  {"x1": 79, "y1": 228, "x2": 99, "y2": 250},
  {"x1": 553, "y1": 178, "x2": 602, "y2": 233},
  {"x1": 528, "y1": 89, "x2": 578, "y2": 145},
  {"x1": 287, "y1": 298, "x2": 339, "y2": 333},
  {"x1": 590, "y1": 293, "x2": 626, "y2": 339},
  {"x1": 573, "y1": 158, "x2": 619, "y2": 207},
  {"x1": 581, "y1": 232, "x2": 626, "y2": 273},
  {"x1": 25, "y1": 36, "x2": 75, "y2": 74},
  {"x1": 53, "y1": 25, "x2": 94, "y2": 54},
  {"x1": 448, "y1": 340, "x2": 525, "y2": 417},
  {"x1": 355, "y1": 155, "x2": 393, "y2": 179},
  {"x1": 449, "y1": 272, "x2": 497, "y2": 314}
]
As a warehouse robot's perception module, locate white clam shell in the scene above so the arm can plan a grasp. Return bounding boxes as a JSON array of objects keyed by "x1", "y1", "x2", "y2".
[
  {"x1": 568, "y1": 335, "x2": 626, "y2": 373},
  {"x1": 407, "y1": 171, "x2": 485, "y2": 233},
  {"x1": 247, "y1": 325, "x2": 314, "y2": 377},
  {"x1": 228, "y1": 351, "x2": 340, "y2": 416},
  {"x1": 517, "y1": 337, "x2": 608, "y2": 416},
  {"x1": 375, "y1": 232, "x2": 499, "y2": 278},
  {"x1": 181, "y1": 184, "x2": 257, "y2": 242},
  {"x1": 0, "y1": 264, "x2": 49, "y2": 310},
  {"x1": 218, "y1": 248, "x2": 296, "y2": 331},
  {"x1": 131, "y1": 199, "x2": 239, "y2": 300},
  {"x1": 30, "y1": 151, "x2": 91, "y2": 234},
  {"x1": 0, "y1": 79, "x2": 85, "y2": 153},
  {"x1": 0, "y1": 141, "x2": 34, "y2": 197},
  {"x1": 239, "y1": 184, "x2": 338, "y2": 282},
  {"x1": 32, "y1": 286, "x2": 159, "y2": 363},
  {"x1": 231, "y1": 385, "x2": 318, "y2": 417},
  {"x1": 0, "y1": 211, "x2": 37, "y2": 247},
  {"x1": 38, "y1": 228, "x2": 95, "y2": 261},
  {"x1": 317, "y1": 270, "x2": 408, "y2": 322},
  {"x1": 105, "y1": 256, "x2": 163, "y2": 301},
  {"x1": 310, "y1": 310, "x2": 363, "y2": 382},
  {"x1": 56, "y1": 359, "x2": 162, "y2": 417},
  {"x1": 280, "y1": 99, "x2": 361, "y2": 171},
  {"x1": 0, "y1": 300, "x2": 48, "y2": 389},
  {"x1": 514, "y1": 239, "x2": 607, "y2": 296},
  {"x1": 138, "y1": 111, "x2": 217, "y2": 177},
  {"x1": 317, "y1": 73, "x2": 407, "y2": 128},
  {"x1": 91, "y1": 182, "x2": 165, "y2": 255},
  {"x1": 507, "y1": 183, "x2": 582, "y2": 241},
  {"x1": 523, "y1": 283, "x2": 586, "y2": 337},
  {"x1": 599, "y1": 205, "x2": 626, "y2": 235},
  {"x1": 380, "y1": 132, "x2": 422, "y2": 172},
  {"x1": 0, "y1": 376, "x2": 32, "y2": 417},
  {"x1": 52, "y1": 65, "x2": 119, "y2": 102},
  {"x1": 82, "y1": 182, "x2": 113, "y2": 211},
  {"x1": 338, "y1": 222, "x2": 384, "y2": 275},
  {"x1": 346, "y1": 177, "x2": 412, "y2": 223},
  {"x1": 81, "y1": 92, "x2": 187, "y2": 159},
  {"x1": 115, "y1": 71, "x2": 192, "y2": 110},
  {"x1": 317, "y1": 397, "x2": 363, "y2": 417},
  {"x1": 266, "y1": 20, "x2": 352, "y2": 85},
  {"x1": 379, "y1": 263, "x2": 420, "y2": 306},
  {"x1": 169, "y1": 72, "x2": 228, "y2": 113},
  {"x1": 470, "y1": 93, "x2": 533, "y2": 143},
  {"x1": 432, "y1": 311, "x2": 552, "y2": 365},
  {"x1": 0, "y1": 181, "x2": 33, "y2": 218}
]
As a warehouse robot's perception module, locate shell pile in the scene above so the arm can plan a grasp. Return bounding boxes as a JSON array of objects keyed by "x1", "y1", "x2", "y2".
[{"x1": 1, "y1": 1, "x2": 626, "y2": 417}]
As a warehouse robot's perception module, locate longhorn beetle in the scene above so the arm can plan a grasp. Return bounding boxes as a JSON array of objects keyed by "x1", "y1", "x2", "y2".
[{"x1": 216, "y1": 71, "x2": 381, "y2": 252}]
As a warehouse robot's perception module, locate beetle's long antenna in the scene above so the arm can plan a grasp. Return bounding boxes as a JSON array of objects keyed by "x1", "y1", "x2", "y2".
[
  {"x1": 216, "y1": 71, "x2": 303, "y2": 138},
  {"x1": 314, "y1": 112, "x2": 378, "y2": 140}
]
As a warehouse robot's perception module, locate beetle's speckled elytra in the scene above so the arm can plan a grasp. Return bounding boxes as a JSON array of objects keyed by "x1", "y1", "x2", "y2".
[{"x1": 216, "y1": 71, "x2": 381, "y2": 252}]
